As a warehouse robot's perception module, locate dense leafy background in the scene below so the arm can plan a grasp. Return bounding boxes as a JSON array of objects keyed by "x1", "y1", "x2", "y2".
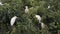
[{"x1": 0, "y1": 0, "x2": 59, "y2": 34}]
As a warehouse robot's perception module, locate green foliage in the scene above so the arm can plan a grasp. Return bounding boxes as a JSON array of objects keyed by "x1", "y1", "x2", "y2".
[{"x1": 0, "y1": 0, "x2": 59, "y2": 34}]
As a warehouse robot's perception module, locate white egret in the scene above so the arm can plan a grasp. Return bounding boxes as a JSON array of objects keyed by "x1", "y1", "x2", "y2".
[
  {"x1": 25, "y1": 6, "x2": 29, "y2": 14},
  {"x1": 48, "y1": 5, "x2": 50, "y2": 9},
  {"x1": 9, "y1": 16, "x2": 18, "y2": 34},
  {"x1": 35, "y1": 15, "x2": 41, "y2": 23},
  {"x1": 0, "y1": 2, "x2": 4, "y2": 5},
  {"x1": 35, "y1": 15, "x2": 45, "y2": 29},
  {"x1": 10, "y1": 16, "x2": 18, "y2": 26}
]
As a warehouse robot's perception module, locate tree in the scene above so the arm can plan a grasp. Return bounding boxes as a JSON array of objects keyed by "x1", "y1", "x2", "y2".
[{"x1": 0, "y1": 0, "x2": 59, "y2": 34}]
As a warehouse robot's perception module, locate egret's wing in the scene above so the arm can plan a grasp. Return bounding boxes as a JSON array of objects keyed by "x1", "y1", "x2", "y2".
[
  {"x1": 35, "y1": 15, "x2": 41, "y2": 21},
  {"x1": 25, "y1": 9, "x2": 29, "y2": 13},
  {"x1": 10, "y1": 17, "x2": 17, "y2": 26}
]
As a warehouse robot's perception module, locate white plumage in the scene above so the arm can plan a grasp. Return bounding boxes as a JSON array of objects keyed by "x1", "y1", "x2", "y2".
[
  {"x1": 48, "y1": 5, "x2": 50, "y2": 9},
  {"x1": 25, "y1": 6, "x2": 29, "y2": 14},
  {"x1": 10, "y1": 16, "x2": 17, "y2": 26},
  {"x1": 41, "y1": 23, "x2": 45, "y2": 29},
  {"x1": 0, "y1": 2, "x2": 4, "y2": 5},
  {"x1": 35, "y1": 15, "x2": 41, "y2": 23},
  {"x1": 35, "y1": 15, "x2": 45, "y2": 28}
]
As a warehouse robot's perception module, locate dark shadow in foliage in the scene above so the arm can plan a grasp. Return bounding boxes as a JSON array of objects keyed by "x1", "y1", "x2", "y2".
[
  {"x1": 5, "y1": 13, "x2": 11, "y2": 32},
  {"x1": 17, "y1": 29, "x2": 27, "y2": 34},
  {"x1": 48, "y1": 27, "x2": 57, "y2": 34},
  {"x1": 37, "y1": 12, "x2": 43, "y2": 17},
  {"x1": 43, "y1": 15, "x2": 57, "y2": 34},
  {"x1": 43, "y1": 16, "x2": 54, "y2": 29},
  {"x1": 43, "y1": 15, "x2": 54, "y2": 25}
]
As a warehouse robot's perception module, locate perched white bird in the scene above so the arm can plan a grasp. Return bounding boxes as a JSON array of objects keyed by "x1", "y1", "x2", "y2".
[
  {"x1": 35, "y1": 15, "x2": 41, "y2": 23},
  {"x1": 35, "y1": 15, "x2": 45, "y2": 29},
  {"x1": 10, "y1": 16, "x2": 18, "y2": 26},
  {"x1": 48, "y1": 5, "x2": 50, "y2": 9},
  {"x1": 25, "y1": 6, "x2": 29, "y2": 14},
  {"x1": 0, "y1": 2, "x2": 4, "y2": 5}
]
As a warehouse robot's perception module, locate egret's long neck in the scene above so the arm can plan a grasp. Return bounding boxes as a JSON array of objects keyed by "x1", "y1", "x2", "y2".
[
  {"x1": 39, "y1": 20, "x2": 41, "y2": 23},
  {"x1": 25, "y1": 6, "x2": 28, "y2": 9}
]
